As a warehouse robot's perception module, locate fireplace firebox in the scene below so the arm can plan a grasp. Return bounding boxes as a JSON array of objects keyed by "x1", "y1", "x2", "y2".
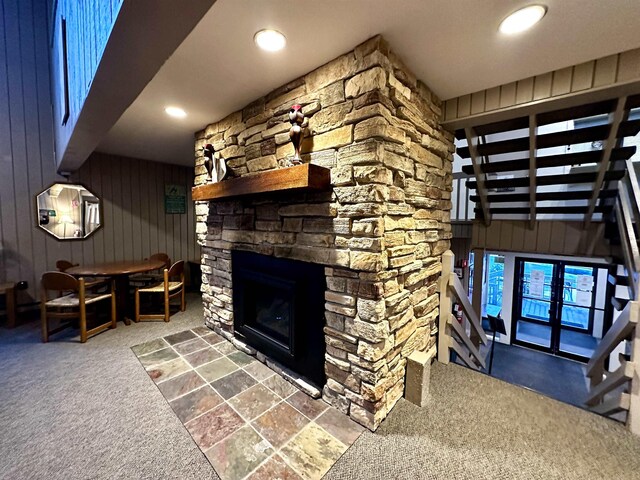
[{"x1": 231, "y1": 251, "x2": 326, "y2": 388}]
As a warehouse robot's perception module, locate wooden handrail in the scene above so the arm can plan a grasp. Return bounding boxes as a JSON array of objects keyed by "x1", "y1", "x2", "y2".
[
  {"x1": 448, "y1": 314, "x2": 487, "y2": 369},
  {"x1": 625, "y1": 157, "x2": 640, "y2": 226},
  {"x1": 448, "y1": 272, "x2": 488, "y2": 345},
  {"x1": 585, "y1": 360, "x2": 635, "y2": 406},
  {"x1": 586, "y1": 301, "x2": 638, "y2": 377},
  {"x1": 618, "y1": 182, "x2": 640, "y2": 272}
]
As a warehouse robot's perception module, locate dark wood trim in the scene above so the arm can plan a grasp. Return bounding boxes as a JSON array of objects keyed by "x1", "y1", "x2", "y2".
[{"x1": 191, "y1": 164, "x2": 331, "y2": 201}]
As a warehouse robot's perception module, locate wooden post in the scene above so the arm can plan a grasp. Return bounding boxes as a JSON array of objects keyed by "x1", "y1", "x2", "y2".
[
  {"x1": 528, "y1": 114, "x2": 537, "y2": 229},
  {"x1": 471, "y1": 248, "x2": 484, "y2": 320},
  {"x1": 628, "y1": 302, "x2": 640, "y2": 435},
  {"x1": 438, "y1": 250, "x2": 454, "y2": 364}
]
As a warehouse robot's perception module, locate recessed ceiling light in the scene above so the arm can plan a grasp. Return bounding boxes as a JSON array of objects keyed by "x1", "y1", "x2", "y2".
[
  {"x1": 254, "y1": 29, "x2": 286, "y2": 52},
  {"x1": 499, "y1": 5, "x2": 547, "y2": 35},
  {"x1": 165, "y1": 106, "x2": 186, "y2": 118}
]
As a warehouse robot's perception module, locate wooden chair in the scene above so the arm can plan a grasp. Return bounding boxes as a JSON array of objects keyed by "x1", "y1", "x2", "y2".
[
  {"x1": 56, "y1": 259, "x2": 108, "y2": 291},
  {"x1": 40, "y1": 272, "x2": 116, "y2": 343},
  {"x1": 135, "y1": 260, "x2": 185, "y2": 322},
  {"x1": 130, "y1": 253, "x2": 171, "y2": 286}
]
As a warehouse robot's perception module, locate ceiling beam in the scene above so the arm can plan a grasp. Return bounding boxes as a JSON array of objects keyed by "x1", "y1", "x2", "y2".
[
  {"x1": 529, "y1": 114, "x2": 537, "y2": 229},
  {"x1": 584, "y1": 97, "x2": 628, "y2": 228},
  {"x1": 464, "y1": 127, "x2": 491, "y2": 226}
]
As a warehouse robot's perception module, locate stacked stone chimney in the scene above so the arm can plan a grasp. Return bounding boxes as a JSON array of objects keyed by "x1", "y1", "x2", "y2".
[{"x1": 194, "y1": 36, "x2": 454, "y2": 430}]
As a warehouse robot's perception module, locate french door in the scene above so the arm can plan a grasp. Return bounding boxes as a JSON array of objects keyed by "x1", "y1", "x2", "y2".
[{"x1": 512, "y1": 258, "x2": 610, "y2": 362}]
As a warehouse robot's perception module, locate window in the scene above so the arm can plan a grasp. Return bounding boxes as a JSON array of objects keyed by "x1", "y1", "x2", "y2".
[
  {"x1": 59, "y1": 16, "x2": 70, "y2": 125},
  {"x1": 483, "y1": 254, "x2": 504, "y2": 318}
]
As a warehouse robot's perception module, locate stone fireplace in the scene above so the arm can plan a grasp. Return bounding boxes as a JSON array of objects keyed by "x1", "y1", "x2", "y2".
[{"x1": 194, "y1": 36, "x2": 454, "y2": 430}]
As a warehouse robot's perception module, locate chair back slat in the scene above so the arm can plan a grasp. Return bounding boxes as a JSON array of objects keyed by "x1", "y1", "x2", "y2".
[
  {"x1": 149, "y1": 253, "x2": 171, "y2": 269},
  {"x1": 42, "y1": 271, "x2": 79, "y2": 292},
  {"x1": 56, "y1": 260, "x2": 77, "y2": 272},
  {"x1": 168, "y1": 260, "x2": 184, "y2": 278}
]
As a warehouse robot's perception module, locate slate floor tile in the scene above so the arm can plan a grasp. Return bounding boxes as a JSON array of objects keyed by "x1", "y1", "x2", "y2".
[
  {"x1": 196, "y1": 357, "x2": 238, "y2": 383},
  {"x1": 169, "y1": 385, "x2": 223, "y2": 424},
  {"x1": 147, "y1": 357, "x2": 191, "y2": 384},
  {"x1": 173, "y1": 337, "x2": 209, "y2": 355},
  {"x1": 205, "y1": 425, "x2": 273, "y2": 480},
  {"x1": 286, "y1": 391, "x2": 329, "y2": 420},
  {"x1": 262, "y1": 374, "x2": 298, "y2": 399},
  {"x1": 215, "y1": 342, "x2": 237, "y2": 355},
  {"x1": 211, "y1": 370, "x2": 257, "y2": 400},
  {"x1": 228, "y1": 384, "x2": 280, "y2": 421},
  {"x1": 184, "y1": 347, "x2": 222, "y2": 368},
  {"x1": 228, "y1": 350, "x2": 255, "y2": 368},
  {"x1": 202, "y1": 332, "x2": 226, "y2": 345},
  {"x1": 157, "y1": 370, "x2": 205, "y2": 401},
  {"x1": 185, "y1": 403, "x2": 245, "y2": 451},
  {"x1": 244, "y1": 362, "x2": 274, "y2": 382},
  {"x1": 164, "y1": 330, "x2": 197, "y2": 345},
  {"x1": 279, "y1": 423, "x2": 347, "y2": 480},
  {"x1": 246, "y1": 454, "x2": 303, "y2": 480},
  {"x1": 138, "y1": 347, "x2": 179, "y2": 369},
  {"x1": 131, "y1": 337, "x2": 168, "y2": 357},
  {"x1": 252, "y1": 401, "x2": 309, "y2": 448},
  {"x1": 191, "y1": 326, "x2": 214, "y2": 336},
  {"x1": 315, "y1": 408, "x2": 365, "y2": 445}
]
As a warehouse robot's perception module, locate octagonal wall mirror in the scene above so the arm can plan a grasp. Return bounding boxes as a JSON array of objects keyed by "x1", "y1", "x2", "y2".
[{"x1": 36, "y1": 183, "x2": 102, "y2": 240}]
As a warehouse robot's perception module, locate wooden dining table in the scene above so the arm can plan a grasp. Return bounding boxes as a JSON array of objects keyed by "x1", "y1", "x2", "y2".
[{"x1": 67, "y1": 260, "x2": 165, "y2": 325}]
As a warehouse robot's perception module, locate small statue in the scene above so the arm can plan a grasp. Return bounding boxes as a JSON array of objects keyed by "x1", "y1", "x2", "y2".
[
  {"x1": 287, "y1": 104, "x2": 308, "y2": 166},
  {"x1": 202, "y1": 143, "x2": 227, "y2": 183}
]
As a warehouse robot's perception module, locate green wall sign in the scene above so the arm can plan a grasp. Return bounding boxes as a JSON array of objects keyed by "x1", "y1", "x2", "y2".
[{"x1": 164, "y1": 184, "x2": 186, "y2": 214}]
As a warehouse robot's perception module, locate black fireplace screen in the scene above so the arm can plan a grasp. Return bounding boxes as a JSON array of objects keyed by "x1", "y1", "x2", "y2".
[{"x1": 232, "y1": 251, "x2": 326, "y2": 388}]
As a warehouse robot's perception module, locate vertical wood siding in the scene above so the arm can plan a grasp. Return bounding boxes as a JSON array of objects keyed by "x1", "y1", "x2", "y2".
[
  {"x1": 471, "y1": 220, "x2": 613, "y2": 258},
  {"x1": 49, "y1": 0, "x2": 124, "y2": 165},
  {"x1": 0, "y1": 0, "x2": 198, "y2": 304}
]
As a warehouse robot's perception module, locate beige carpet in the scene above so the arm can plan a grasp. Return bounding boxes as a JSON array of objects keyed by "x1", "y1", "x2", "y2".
[{"x1": 2, "y1": 296, "x2": 640, "y2": 479}]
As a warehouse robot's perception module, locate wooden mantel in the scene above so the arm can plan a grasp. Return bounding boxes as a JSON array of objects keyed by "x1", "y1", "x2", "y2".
[{"x1": 192, "y1": 163, "x2": 331, "y2": 201}]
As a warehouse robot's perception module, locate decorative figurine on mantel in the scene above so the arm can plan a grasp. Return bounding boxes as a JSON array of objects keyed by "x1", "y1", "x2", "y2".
[
  {"x1": 287, "y1": 104, "x2": 308, "y2": 167},
  {"x1": 202, "y1": 143, "x2": 227, "y2": 183}
]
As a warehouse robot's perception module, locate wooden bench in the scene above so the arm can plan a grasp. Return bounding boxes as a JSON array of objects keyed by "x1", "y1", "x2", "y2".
[{"x1": 0, "y1": 282, "x2": 17, "y2": 328}]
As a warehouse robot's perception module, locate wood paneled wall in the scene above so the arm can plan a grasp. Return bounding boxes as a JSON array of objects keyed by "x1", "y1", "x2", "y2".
[
  {"x1": 71, "y1": 153, "x2": 198, "y2": 270},
  {"x1": 443, "y1": 47, "x2": 640, "y2": 125},
  {"x1": 0, "y1": 0, "x2": 197, "y2": 304},
  {"x1": 472, "y1": 220, "x2": 614, "y2": 258},
  {"x1": 49, "y1": 0, "x2": 123, "y2": 166}
]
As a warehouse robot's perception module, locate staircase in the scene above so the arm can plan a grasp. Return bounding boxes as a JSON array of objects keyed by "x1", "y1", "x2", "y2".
[
  {"x1": 585, "y1": 165, "x2": 640, "y2": 431},
  {"x1": 449, "y1": 93, "x2": 640, "y2": 434}
]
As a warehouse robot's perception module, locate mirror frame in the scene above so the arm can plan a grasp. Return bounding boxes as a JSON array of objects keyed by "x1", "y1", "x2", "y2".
[{"x1": 35, "y1": 182, "x2": 103, "y2": 241}]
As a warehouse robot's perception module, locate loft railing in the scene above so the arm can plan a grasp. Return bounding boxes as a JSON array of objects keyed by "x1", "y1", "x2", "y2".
[
  {"x1": 451, "y1": 172, "x2": 474, "y2": 223},
  {"x1": 438, "y1": 250, "x2": 488, "y2": 370}
]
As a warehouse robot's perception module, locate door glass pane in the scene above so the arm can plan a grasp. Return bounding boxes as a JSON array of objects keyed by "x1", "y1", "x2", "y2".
[
  {"x1": 484, "y1": 254, "x2": 504, "y2": 317},
  {"x1": 560, "y1": 305, "x2": 590, "y2": 329},
  {"x1": 522, "y1": 261, "x2": 554, "y2": 301},
  {"x1": 521, "y1": 261, "x2": 554, "y2": 323},
  {"x1": 516, "y1": 321, "x2": 552, "y2": 348},
  {"x1": 559, "y1": 328, "x2": 598, "y2": 358}
]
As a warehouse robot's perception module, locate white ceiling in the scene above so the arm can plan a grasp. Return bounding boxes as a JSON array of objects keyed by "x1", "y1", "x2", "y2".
[{"x1": 98, "y1": 0, "x2": 640, "y2": 166}]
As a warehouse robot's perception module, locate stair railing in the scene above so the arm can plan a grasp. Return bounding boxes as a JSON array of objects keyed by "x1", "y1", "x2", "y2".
[
  {"x1": 438, "y1": 250, "x2": 488, "y2": 370},
  {"x1": 586, "y1": 160, "x2": 640, "y2": 434}
]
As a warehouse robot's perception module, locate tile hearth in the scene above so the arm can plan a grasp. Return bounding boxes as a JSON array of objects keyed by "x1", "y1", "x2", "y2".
[{"x1": 132, "y1": 327, "x2": 364, "y2": 480}]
